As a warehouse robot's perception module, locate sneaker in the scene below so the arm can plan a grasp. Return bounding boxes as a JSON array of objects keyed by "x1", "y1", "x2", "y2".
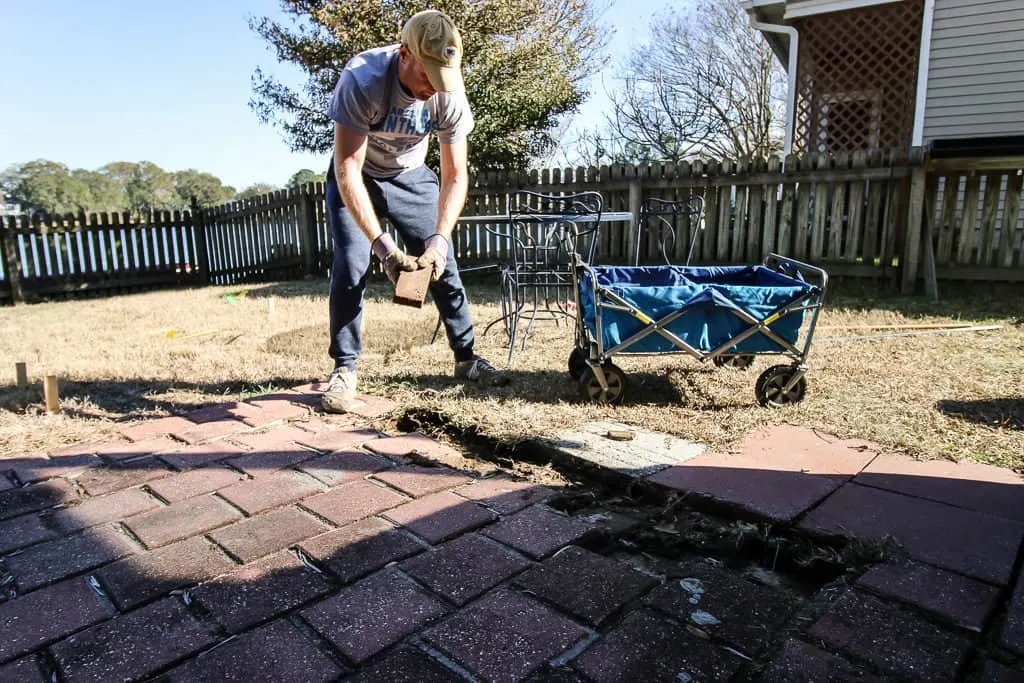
[
  {"x1": 454, "y1": 356, "x2": 511, "y2": 387},
  {"x1": 321, "y1": 367, "x2": 360, "y2": 414}
]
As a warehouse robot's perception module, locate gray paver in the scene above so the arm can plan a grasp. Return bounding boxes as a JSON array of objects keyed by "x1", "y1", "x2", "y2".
[{"x1": 546, "y1": 421, "x2": 705, "y2": 477}]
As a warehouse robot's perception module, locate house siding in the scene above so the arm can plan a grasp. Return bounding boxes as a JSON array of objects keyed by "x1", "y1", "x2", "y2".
[{"x1": 922, "y1": 0, "x2": 1024, "y2": 142}]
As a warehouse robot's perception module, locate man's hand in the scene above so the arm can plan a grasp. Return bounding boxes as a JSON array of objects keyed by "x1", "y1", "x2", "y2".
[
  {"x1": 371, "y1": 233, "x2": 417, "y2": 285},
  {"x1": 417, "y1": 234, "x2": 449, "y2": 282}
]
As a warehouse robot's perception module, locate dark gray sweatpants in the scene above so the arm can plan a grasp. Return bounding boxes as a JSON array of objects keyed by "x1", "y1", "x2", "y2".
[{"x1": 326, "y1": 164, "x2": 476, "y2": 371}]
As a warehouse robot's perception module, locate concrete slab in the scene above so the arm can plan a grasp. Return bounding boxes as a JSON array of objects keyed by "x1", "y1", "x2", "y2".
[{"x1": 543, "y1": 421, "x2": 705, "y2": 478}]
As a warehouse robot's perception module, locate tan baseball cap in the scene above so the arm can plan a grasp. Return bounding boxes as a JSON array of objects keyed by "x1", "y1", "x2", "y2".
[{"x1": 400, "y1": 10, "x2": 464, "y2": 93}]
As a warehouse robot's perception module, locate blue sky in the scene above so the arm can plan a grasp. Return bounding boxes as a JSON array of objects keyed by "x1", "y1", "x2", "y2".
[{"x1": 1, "y1": 0, "x2": 663, "y2": 190}]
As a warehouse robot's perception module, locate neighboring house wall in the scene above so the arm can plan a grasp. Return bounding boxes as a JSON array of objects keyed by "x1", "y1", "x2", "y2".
[{"x1": 922, "y1": 0, "x2": 1024, "y2": 142}]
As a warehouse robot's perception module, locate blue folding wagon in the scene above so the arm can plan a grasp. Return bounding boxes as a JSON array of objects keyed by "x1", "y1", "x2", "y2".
[{"x1": 568, "y1": 253, "x2": 828, "y2": 406}]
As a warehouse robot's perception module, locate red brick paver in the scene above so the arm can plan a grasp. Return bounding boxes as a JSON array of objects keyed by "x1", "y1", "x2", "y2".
[
  {"x1": 208, "y1": 506, "x2": 328, "y2": 563},
  {"x1": 48, "y1": 488, "x2": 160, "y2": 532},
  {"x1": 51, "y1": 597, "x2": 217, "y2": 682},
  {"x1": 76, "y1": 459, "x2": 171, "y2": 496},
  {"x1": 6, "y1": 525, "x2": 137, "y2": 591},
  {"x1": 226, "y1": 444, "x2": 318, "y2": 477},
  {"x1": 119, "y1": 416, "x2": 195, "y2": 442},
  {"x1": 166, "y1": 619, "x2": 344, "y2": 683},
  {"x1": 297, "y1": 426, "x2": 381, "y2": 453},
  {"x1": 372, "y1": 465, "x2": 473, "y2": 498},
  {"x1": 298, "y1": 449, "x2": 392, "y2": 487},
  {"x1": 158, "y1": 441, "x2": 246, "y2": 470},
  {"x1": 300, "y1": 479, "x2": 408, "y2": 526},
  {"x1": 454, "y1": 476, "x2": 555, "y2": 514},
  {"x1": 0, "y1": 514, "x2": 57, "y2": 554},
  {"x1": 363, "y1": 432, "x2": 460, "y2": 461},
  {"x1": 0, "y1": 479, "x2": 79, "y2": 520},
  {"x1": 299, "y1": 517, "x2": 424, "y2": 583},
  {"x1": 124, "y1": 495, "x2": 242, "y2": 549},
  {"x1": 11, "y1": 453, "x2": 102, "y2": 483},
  {"x1": 423, "y1": 588, "x2": 589, "y2": 682},
  {"x1": 483, "y1": 505, "x2": 597, "y2": 559},
  {"x1": 302, "y1": 569, "x2": 447, "y2": 664},
  {"x1": 217, "y1": 470, "x2": 324, "y2": 515},
  {"x1": 800, "y1": 483, "x2": 1024, "y2": 585},
  {"x1": 0, "y1": 578, "x2": 116, "y2": 664},
  {"x1": 146, "y1": 466, "x2": 245, "y2": 503},
  {"x1": 95, "y1": 436, "x2": 180, "y2": 463},
  {"x1": 382, "y1": 491, "x2": 498, "y2": 544}
]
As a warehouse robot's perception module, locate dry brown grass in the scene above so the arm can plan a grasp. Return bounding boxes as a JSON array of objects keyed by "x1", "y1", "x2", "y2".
[{"x1": 1, "y1": 277, "x2": 1022, "y2": 469}]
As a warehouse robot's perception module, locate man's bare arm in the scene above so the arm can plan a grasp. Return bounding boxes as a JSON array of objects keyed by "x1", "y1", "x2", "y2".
[
  {"x1": 434, "y1": 136, "x2": 469, "y2": 240},
  {"x1": 333, "y1": 122, "x2": 383, "y2": 241}
]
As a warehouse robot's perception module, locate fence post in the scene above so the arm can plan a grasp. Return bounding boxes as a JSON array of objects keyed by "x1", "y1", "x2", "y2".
[
  {"x1": 627, "y1": 177, "x2": 642, "y2": 264},
  {"x1": 190, "y1": 198, "x2": 211, "y2": 286},
  {"x1": 901, "y1": 165, "x2": 928, "y2": 294},
  {"x1": 1, "y1": 218, "x2": 25, "y2": 304},
  {"x1": 297, "y1": 185, "x2": 319, "y2": 277}
]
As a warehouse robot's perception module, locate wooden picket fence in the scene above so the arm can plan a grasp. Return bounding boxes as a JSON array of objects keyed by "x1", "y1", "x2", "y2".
[{"x1": 1, "y1": 150, "x2": 1021, "y2": 304}]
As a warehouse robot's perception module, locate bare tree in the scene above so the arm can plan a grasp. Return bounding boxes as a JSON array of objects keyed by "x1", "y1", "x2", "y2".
[{"x1": 569, "y1": 0, "x2": 785, "y2": 165}]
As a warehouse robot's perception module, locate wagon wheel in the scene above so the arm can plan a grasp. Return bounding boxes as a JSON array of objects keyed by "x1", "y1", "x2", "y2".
[
  {"x1": 713, "y1": 354, "x2": 755, "y2": 370},
  {"x1": 568, "y1": 347, "x2": 588, "y2": 381},
  {"x1": 579, "y1": 363, "x2": 627, "y2": 405},
  {"x1": 755, "y1": 365, "x2": 807, "y2": 407}
]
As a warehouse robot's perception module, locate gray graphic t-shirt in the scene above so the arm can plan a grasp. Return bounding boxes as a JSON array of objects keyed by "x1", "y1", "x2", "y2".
[{"x1": 328, "y1": 45, "x2": 474, "y2": 179}]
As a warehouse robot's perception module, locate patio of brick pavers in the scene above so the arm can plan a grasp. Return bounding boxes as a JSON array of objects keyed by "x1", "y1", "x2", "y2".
[{"x1": 1, "y1": 383, "x2": 1023, "y2": 682}]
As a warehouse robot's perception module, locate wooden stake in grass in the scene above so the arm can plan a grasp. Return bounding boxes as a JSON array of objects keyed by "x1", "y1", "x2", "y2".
[
  {"x1": 15, "y1": 362, "x2": 28, "y2": 388},
  {"x1": 44, "y1": 375, "x2": 60, "y2": 414},
  {"x1": 268, "y1": 296, "x2": 276, "y2": 318}
]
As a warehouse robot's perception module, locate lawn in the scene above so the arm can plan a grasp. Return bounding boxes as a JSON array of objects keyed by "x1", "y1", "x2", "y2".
[{"x1": 1, "y1": 277, "x2": 1021, "y2": 470}]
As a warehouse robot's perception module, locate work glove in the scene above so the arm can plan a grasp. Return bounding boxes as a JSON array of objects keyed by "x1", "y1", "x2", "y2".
[
  {"x1": 371, "y1": 233, "x2": 417, "y2": 285},
  {"x1": 416, "y1": 233, "x2": 449, "y2": 282}
]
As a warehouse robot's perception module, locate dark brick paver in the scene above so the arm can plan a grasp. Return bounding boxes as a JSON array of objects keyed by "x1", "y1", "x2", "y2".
[
  {"x1": 301, "y1": 569, "x2": 447, "y2": 664},
  {"x1": 808, "y1": 590, "x2": 972, "y2": 680},
  {"x1": 800, "y1": 483, "x2": 1024, "y2": 585},
  {"x1": 514, "y1": 546, "x2": 657, "y2": 626},
  {"x1": 573, "y1": 608, "x2": 745, "y2": 683},
  {"x1": 48, "y1": 488, "x2": 160, "y2": 532},
  {"x1": 382, "y1": 490, "x2": 498, "y2": 543},
  {"x1": 6, "y1": 525, "x2": 137, "y2": 591},
  {"x1": 298, "y1": 449, "x2": 392, "y2": 487},
  {"x1": 856, "y1": 560, "x2": 1001, "y2": 632},
  {"x1": 454, "y1": 476, "x2": 555, "y2": 514},
  {"x1": 401, "y1": 533, "x2": 532, "y2": 605},
  {"x1": 1001, "y1": 570, "x2": 1024, "y2": 656},
  {"x1": 344, "y1": 646, "x2": 463, "y2": 682},
  {"x1": 761, "y1": 638, "x2": 882, "y2": 682},
  {"x1": 226, "y1": 445, "x2": 318, "y2": 477},
  {"x1": 76, "y1": 458, "x2": 172, "y2": 496},
  {"x1": 298, "y1": 517, "x2": 425, "y2": 583},
  {"x1": 0, "y1": 655, "x2": 46, "y2": 683},
  {"x1": 0, "y1": 578, "x2": 116, "y2": 664},
  {"x1": 51, "y1": 597, "x2": 216, "y2": 683},
  {"x1": 158, "y1": 442, "x2": 245, "y2": 470},
  {"x1": 483, "y1": 505, "x2": 597, "y2": 559},
  {"x1": 208, "y1": 506, "x2": 328, "y2": 563},
  {"x1": 189, "y1": 550, "x2": 333, "y2": 634},
  {"x1": 146, "y1": 466, "x2": 245, "y2": 503},
  {"x1": 95, "y1": 536, "x2": 237, "y2": 610},
  {"x1": 94, "y1": 436, "x2": 180, "y2": 463},
  {"x1": 0, "y1": 479, "x2": 79, "y2": 520},
  {"x1": 166, "y1": 619, "x2": 344, "y2": 682},
  {"x1": 0, "y1": 514, "x2": 57, "y2": 554},
  {"x1": 981, "y1": 660, "x2": 1024, "y2": 682},
  {"x1": 424, "y1": 588, "x2": 589, "y2": 683},
  {"x1": 11, "y1": 453, "x2": 102, "y2": 483}
]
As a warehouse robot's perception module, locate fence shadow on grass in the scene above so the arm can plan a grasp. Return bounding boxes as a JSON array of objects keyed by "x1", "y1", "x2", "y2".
[{"x1": 937, "y1": 398, "x2": 1024, "y2": 431}]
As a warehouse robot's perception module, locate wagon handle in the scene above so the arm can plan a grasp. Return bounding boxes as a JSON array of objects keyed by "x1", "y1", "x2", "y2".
[{"x1": 764, "y1": 253, "x2": 828, "y2": 291}]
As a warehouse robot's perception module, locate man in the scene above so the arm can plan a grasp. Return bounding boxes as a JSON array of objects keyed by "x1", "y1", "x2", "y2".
[{"x1": 321, "y1": 9, "x2": 508, "y2": 414}]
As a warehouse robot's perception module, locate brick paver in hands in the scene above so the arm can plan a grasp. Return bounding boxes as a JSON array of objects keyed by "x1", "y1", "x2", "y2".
[
  {"x1": 145, "y1": 466, "x2": 245, "y2": 503},
  {"x1": 300, "y1": 479, "x2": 408, "y2": 526},
  {"x1": 95, "y1": 536, "x2": 237, "y2": 611},
  {"x1": 344, "y1": 647, "x2": 463, "y2": 682},
  {"x1": 166, "y1": 619, "x2": 344, "y2": 683},
  {"x1": 371, "y1": 465, "x2": 473, "y2": 498},
  {"x1": 383, "y1": 491, "x2": 498, "y2": 544},
  {"x1": 573, "y1": 608, "x2": 744, "y2": 683},
  {"x1": 299, "y1": 516, "x2": 424, "y2": 583},
  {"x1": 0, "y1": 514, "x2": 57, "y2": 554},
  {"x1": 48, "y1": 488, "x2": 160, "y2": 532},
  {"x1": 808, "y1": 590, "x2": 972, "y2": 680},
  {"x1": 424, "y1": 588, "x2": 589, "y2": 683},
  {"x1": 483, "y1": 505, "x2": 597, "y2": 559},
  {"x1": 301, "y1": 569, "x2": 448, "y2": 664},
  {"x1": 217, "y1": 470, "x2": 324, "y2": 515},
  {"x1": 76, "y1": 458, "x2": 172, "y2": 496},
  {"x1": 158, "y1": 441, "x2": 246, "y2": 470},
  {"x1": 51, "y1": 597, "x2": 216, "y2": 683},
  {"x1": 208, "y1": 506, "x2": 328, "y2": 563},
  {"x1": 5, "y1": 525, "x2": 137, "y2": 591},
  {"x1": 124, "y1": 495, "x2": 241, "y2": 549},
  {"x1": 0, "y1": 578, "x2": 116, "y2": 664},
  {"x1": 298, "y1": 449, "x2": 392, "y2": 487},
  {"x1": 514, "y1": 546, "x2": 657, "y2": 626},
  {"x1": 0, "y1": 479, "x2": 79, "y2": 521},
  {"x1": 401, "y1": 533, "x2": 532, "y2": 605},
  {"x1": 857, "y1": 560, "x2": 1001, "y2": 632},
  {"x1": 189, "y1": 550, "x2": 333, "y2": 634},
  {"x1": 800, "y1": 483, "x2": 1024, "y2": 585},
  {"x1": 454, "y1": 476, "x2": 556, "y2": 515},
  {"x1": 642, "y1": 559, "x2": 794, "y2": 656}
]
